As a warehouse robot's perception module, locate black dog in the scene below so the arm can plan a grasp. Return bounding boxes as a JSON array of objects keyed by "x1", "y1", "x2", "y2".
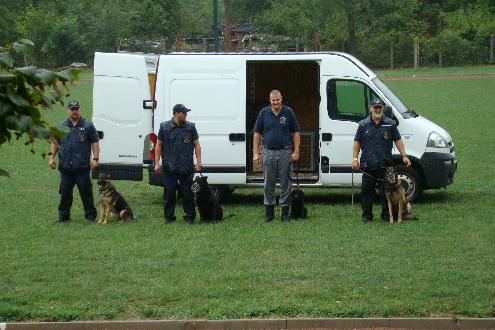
[
  {"x1": 290, "y1": 188, "x2": 308, "y2": 219},
  {"x1": 191, "y1": 175, "x2": 223, "y2": 222}
]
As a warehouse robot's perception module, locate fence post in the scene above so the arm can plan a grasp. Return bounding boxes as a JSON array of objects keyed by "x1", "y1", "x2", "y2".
[
  {"x1": 490, "y1": 34, "x2": 494, "y2": 63},
  {"x1": 413, "y1": 36, "x2": 419, "y2": 70},
  {"x1": 389, "y1": 39, "x2": 394, "y2": 69}
]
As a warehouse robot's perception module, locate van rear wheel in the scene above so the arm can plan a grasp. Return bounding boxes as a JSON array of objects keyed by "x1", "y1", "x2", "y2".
[
  {"x1": 395, "y1": 165, "x2": 423, "y2": 202},
  {"x1": 211, "y1": 185, "x2": 235, "y2": 202}
]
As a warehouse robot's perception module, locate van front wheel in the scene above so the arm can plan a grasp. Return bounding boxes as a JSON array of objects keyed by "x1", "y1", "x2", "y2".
[{"x1": 395, "y1": 165, "x2": 423, "y2": 202}]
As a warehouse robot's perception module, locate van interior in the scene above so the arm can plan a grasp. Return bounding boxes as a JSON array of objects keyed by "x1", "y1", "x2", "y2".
[{"x1": 245, "y1": 61, "x2": 320, "y2": 183}]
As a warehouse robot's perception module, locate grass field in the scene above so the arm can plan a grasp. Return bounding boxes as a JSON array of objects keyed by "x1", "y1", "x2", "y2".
[{"x1": 0, "y1": 66, "x2": 494, "y2": 321}]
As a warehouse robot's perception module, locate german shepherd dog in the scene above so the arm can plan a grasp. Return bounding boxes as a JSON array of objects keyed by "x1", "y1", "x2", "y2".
[
  {"x1": 383, "y1": 165, "x2": 416, "y2": 223},
  {"x1": 191, "y1": 175, "x2": 223, "y2": 222},
  {"x1": 290, "y1": 188, "x2": 308, "y2": 219},
  {"x1": 97, "y1": 173, "x2": 133, "y2": 224}
]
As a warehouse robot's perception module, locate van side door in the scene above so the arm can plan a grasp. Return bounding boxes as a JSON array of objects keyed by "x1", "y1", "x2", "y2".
[{"x1": 319, "y1": 78, "x2": 379, "y2": 185}]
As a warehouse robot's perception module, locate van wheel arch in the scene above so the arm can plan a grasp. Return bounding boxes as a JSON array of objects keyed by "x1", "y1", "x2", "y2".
[{"x1": 394, "y1": 162, "x2": 424, "y2": 202}]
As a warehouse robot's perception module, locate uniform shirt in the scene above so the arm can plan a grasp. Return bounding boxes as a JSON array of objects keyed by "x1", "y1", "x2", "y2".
[
  {"x1": 57, "y1": 117, "x2": 99, "y2": 171},
  {"x1": 253, "y1": 105, "x2": 300, "y2": 149},
  {"x1": 157, "y1": 120, "x2": 199, "y2": 175},
  {"x1": 354, "y1": 115, "x2": 401, "y2": 170}
]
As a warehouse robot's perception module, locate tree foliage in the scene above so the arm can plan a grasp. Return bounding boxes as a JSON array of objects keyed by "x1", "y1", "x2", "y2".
[
  {"x1": 0, "y1": 39, "x2": 80, "y2": 176},
  {"x1": 0, "y1": 0, "x2": 493, "y2": 68}
]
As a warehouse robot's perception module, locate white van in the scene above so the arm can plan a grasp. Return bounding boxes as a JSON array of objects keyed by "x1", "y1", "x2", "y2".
[{"x1": 92, "y1": 51, "x2": 457, "y2": 201}]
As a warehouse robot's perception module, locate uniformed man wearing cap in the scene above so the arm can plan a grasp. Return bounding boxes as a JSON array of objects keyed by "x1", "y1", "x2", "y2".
[
  {"x1": 48, "y1": 101, "x2": 100, "y2": 223},
  {"x1": 352, "y1": 98, "x2": 411, "y2": 222},
  {"x1": 154, "y1": 104, "x2": 202, "y2": 224}
]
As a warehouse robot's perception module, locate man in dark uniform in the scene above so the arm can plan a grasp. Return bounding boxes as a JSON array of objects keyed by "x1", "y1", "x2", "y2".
[
  {"x1": 154, "y1": 104, "x2": 202, "y2": 224},
  {"x1": 253, "y1": 90, "x2": 301, "y2": 222},
  {"x1": 352, "y1": 98, "x2": 411, "y2": 222},
  {"x1": 48, "y1": 101, "x2": 100, "y2": 222}
]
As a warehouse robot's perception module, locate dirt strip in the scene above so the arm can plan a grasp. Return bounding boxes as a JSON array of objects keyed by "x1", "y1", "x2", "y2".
[{"x1": 3, "y1": 317, "x2": 495, "y2": 330}]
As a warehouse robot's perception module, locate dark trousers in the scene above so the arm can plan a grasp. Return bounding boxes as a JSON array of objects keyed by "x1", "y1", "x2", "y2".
[
  {"x1": 164, "y1": 174, "x2": 196, "y2": 221},
  {"x1": 59, "y1": 170, "x2": 97, "y2": 220},
  {"x1": 361, "y1": 168, "x2": 389, "y2": 220}
]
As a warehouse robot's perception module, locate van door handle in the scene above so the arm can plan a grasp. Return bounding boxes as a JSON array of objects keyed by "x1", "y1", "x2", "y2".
[
  {"x1": 229, "y1": 133, "x2": 245, "y2": 142},
  {"x1": 143, "y1": 100, "x2": 156, "y2": 109},
  {"x1": 322, "y1": 133, "x2": 332, "y2": 141}
]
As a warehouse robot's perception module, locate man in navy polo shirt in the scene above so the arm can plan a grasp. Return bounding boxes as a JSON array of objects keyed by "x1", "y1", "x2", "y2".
[
  {"x1": 253, "y1": 90, "x2": 301, "y2": 222},
  {"x1": 352, "y1": 98, "x2": 411, "y2": 222}
]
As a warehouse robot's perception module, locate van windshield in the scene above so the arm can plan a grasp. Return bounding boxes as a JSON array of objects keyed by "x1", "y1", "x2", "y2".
[{"x1": 373, "y1": 77, "x2": 417, "y2": 118}]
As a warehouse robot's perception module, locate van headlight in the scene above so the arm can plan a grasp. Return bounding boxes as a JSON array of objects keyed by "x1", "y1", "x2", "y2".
[{"x1": 427, "y1": 131, "x2": 448, "y2": 148}]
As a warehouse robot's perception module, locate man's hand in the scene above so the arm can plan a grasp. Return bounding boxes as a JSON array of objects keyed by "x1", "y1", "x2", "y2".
[
  {"x1": 352, "y1": 160, "x2": 360, "y2": 171},
  {"x1": 402, "y1": 156, "x2": 412, "y2": 167},
  {"x1": 154, "y1": 164, "x2": 161, "y2": 175},
  {"x1": 91, "y1": 159, "x2": 99, "y2": 169},
  {"x1": 290, "y1": 150, "x2": 300, "y2": 162},
  {"x1": 194, "y1": 164, "x2": 202, "y2": 173},
  {"x1": 253, "y1": 153, "x2": 260, "y2": 165},
  {"x1": 49, "y1": 158, "x2": 56, "y2": 169}
]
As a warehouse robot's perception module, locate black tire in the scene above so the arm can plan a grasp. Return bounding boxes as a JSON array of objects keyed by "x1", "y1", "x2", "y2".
[
  {"x1": 395, "y1": 165, "x2": 423, "y2": 202},
  {"x1": 211, "y1": 185, "x2": 235, "y2": 202}
]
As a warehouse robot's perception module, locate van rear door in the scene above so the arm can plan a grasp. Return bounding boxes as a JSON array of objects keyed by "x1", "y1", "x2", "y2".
[{"x1": 92, "y1": 52, "x2": 153, "y2": 180}]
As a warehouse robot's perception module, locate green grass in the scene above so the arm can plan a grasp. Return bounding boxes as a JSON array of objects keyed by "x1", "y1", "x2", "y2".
[
  {"x1": 0, "y1": 68, "x2": 494, "y2": 321},
  {"x1": 376, "y1": 64, "x2": 495, "y2": 77}
]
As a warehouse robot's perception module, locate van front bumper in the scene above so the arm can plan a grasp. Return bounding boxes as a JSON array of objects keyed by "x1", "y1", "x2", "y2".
[{"x1": 419, "y1": 152, "x2": 457, "y2": 189}]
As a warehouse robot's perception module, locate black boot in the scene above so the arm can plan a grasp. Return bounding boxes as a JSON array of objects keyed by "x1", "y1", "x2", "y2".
[
  {"x1": 281, "y1": 206, "x2": 289, "y2": 222},
  {"x1": 264, "y1": 205, "x2": 274, "y2": 222}
]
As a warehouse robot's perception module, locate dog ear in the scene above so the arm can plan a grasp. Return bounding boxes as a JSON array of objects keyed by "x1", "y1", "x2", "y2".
[{"x1": 106, "y1": 174, "x2": 111, "y2": 179}]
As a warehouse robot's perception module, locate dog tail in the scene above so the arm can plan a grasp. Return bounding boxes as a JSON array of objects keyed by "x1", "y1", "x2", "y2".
[
  {"x1": 120, "y1": 209, "x2": 134, "y2": 220},
  {"x1": 403, "y1": 203, "x2": 417, "y2": 220}
]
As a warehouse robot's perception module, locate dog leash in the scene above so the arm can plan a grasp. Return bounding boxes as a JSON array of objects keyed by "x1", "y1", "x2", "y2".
[{"x1": 360, "y1": 169, "x2": 384, "y2": 181}]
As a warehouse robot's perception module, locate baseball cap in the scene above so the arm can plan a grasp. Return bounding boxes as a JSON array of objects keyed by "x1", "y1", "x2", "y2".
[
  {"x1": 370, "y1": 98, "x2": 385, "y2": 108},
  {"x1": 172, "y1": 104, "x2": 191, "y2": 113},
  {"x1": 67, "y1": 100, "x2": 80, "y2": 109}
]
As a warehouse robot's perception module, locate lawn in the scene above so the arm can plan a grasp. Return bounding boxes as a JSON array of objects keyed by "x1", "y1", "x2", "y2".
[{"x1": 0, "y1": 66, "x2": 494, "y2": 321}]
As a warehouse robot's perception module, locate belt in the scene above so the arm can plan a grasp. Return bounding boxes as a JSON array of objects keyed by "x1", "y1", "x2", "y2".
[{"x1": 266, "y1": 145, "x2": 291, "y2": 150}]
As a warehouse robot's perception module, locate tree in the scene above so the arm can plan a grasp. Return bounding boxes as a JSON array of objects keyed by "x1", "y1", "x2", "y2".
[{"x1": 0, "y1": 39, "x2": 80, "y2": 176}]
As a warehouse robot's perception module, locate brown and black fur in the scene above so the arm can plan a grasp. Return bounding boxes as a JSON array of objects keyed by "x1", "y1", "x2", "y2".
[
  {"x1": 383, "y1": 165, "x2": 416, "y2": 223},
  {"x1": 97, "y1": 173, "x2": 133, "y2": 224}
]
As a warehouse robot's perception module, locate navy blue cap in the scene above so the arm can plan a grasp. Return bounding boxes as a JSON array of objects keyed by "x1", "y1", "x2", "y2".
[
  {"x1": 370, "y1": 98, "x2": 385, "y2": 108},
  {"x1": 173, "y1": 104, "x2": 191, "y2": 113},
  {"x1": 67, "y1": 100, "x2": 80, "y2": 109}
]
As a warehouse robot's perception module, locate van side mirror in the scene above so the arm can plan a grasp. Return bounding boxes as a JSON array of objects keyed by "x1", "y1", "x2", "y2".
[{"x1": 384, "y1": 105, "x2": 399, "y2": 126}]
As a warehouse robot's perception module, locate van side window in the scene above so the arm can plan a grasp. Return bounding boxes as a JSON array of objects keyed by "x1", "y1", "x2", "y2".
[{"x1": 327, "y1": 79, "x2": 377, "y2": 122}]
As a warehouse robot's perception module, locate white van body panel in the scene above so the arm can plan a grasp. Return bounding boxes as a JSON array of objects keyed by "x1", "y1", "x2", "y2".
[
  {"x1": 93, "y1": 52, "x2": 152, "y2": 166},
  {"x1": 155, "y1": 55, "x2": 246, "y2": 184}
]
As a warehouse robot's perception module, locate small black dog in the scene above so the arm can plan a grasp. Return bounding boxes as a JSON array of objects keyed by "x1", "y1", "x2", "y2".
[
  {"x1": 289, "y1": 188, "x2": 308, "y2": 219},
  {"x1": 192, "y1": 175, "x2": 223, "y2": 222},
  {"x1": 97, "y1": 173, "x2": 134, "y2": 224}
]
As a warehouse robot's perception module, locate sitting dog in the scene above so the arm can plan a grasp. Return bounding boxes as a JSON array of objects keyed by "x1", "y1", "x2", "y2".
[
  {"x1": 192, "y1": 175, "x2": 223, "y2": 222},
  {"x1": 97, "y1": 173, "x2": 133, "y2": 224},
  {"x1": 290, "y1": 188, "x2": 308, "y2": 219},
  {"x1": 383, "y1": 165, "x2": 416, "y2": 223}
]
